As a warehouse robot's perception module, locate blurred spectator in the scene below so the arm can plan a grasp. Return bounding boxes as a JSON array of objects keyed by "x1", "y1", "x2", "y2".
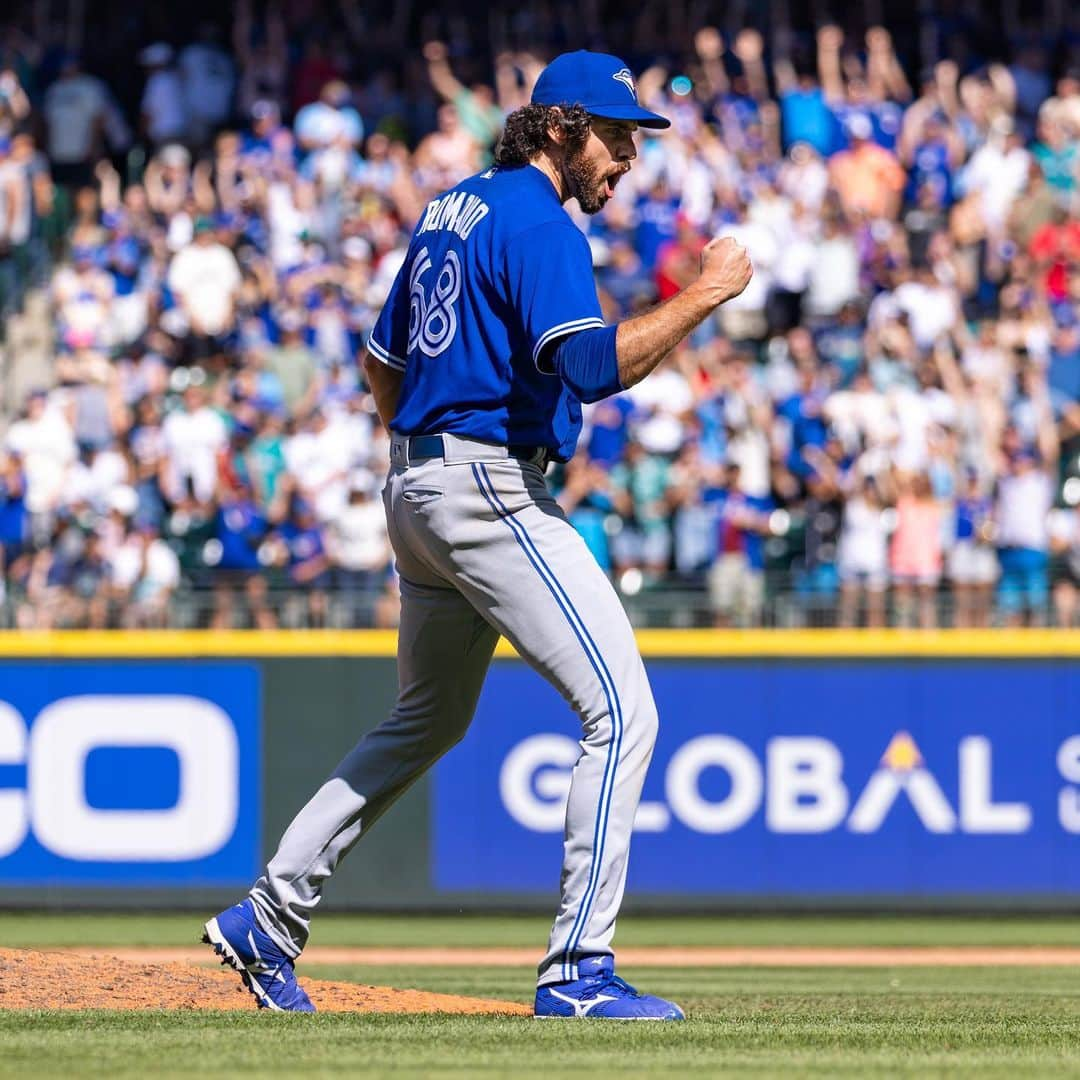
[
  {"x1": 775, "y1": 30, "x2": 835, "y2": 156},
  {"x1": 42, "y1": 54, "x2": 107, "y2": 192},
  {"x1": 6, "y1": 389, "x2": 76, "y2": 516},
  {"x1": 161, "y1": 383, "x2": 227, "y2": 503},
  {"x1": 947, "y1": 468, "x2": 998, "y2": 627},
  {"x1": 837, "y1": 473, "x2": 891, "y2": 628},
  {"x1": 1050, "y1": 503, "x2": 1080, "y2": 626},
  {"x1": 995, "y1": 448, "x2": 1055, "y2": 626},
  {"x1": 294, "y1": 80, "x2": 363, "y2": 154},
  {"x1": 796, "y1": 440, "x2": 846, "y2": 622},
  {"x1": 0, "y1": 134, "x2": 28, "y2": 298},
  {"x1": 414, "y1": 103, "x2": 481, "y2": 191},
  {"x1": 610, "y1": 437, "x2": 672, "y2": 581},
  {"x1": 139, "y1": 44, "x2": 185, "y2": 149},
  {"x1": 22, "y1": 524, "x2": 109, "y2": 629},
  {"x1": 266, "y1": 310, "x2": 319, "y2": 414},
  {"x1": 327, "y1": 476, "x2": 391, "y2": 622},
  {"x1": 829, "y1": 114, "x2": 906, "y2": 220},
  {"x1": 558, "y1": 454, "x2": 619, "y2": 573},
  {"x1": 166, "y1": 218, "x2": 242, "y2": 351},
  {"x1": 271, "y1": 492, "x2": 331, "y2": 628},
  {"x1": 178, "y1": 24, "x2": 236, "y2": 148},
  {"x1": 423, "y1": 41, "x2": 504, "y2": 159},
  {"x1": 211, "y1": 478, "x2": 275, "y2": 629},
  {"x1": 890, "y1": 470, "x2": 944, "y2": 628},
  {"x1": 707, "y1": 462, "x2": 772, "y2": 627},
  {"x1": 0, "y1": 451, "x2": 27, "y2": 606}
]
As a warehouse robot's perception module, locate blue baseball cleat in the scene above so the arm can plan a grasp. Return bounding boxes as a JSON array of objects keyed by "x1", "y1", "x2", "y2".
[
  {"x1": 535, "y1": 956, "x2": 685, "y2": 1020},
  {"x1": 202, "y1": 899, "x2": 315, "y2": 1012}
]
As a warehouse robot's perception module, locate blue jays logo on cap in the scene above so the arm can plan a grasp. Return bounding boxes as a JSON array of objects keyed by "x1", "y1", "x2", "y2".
[
  {"x1": 531, "y1": 50, "x2": 670, "y2": 129},
  {"x1": 611, "y1": 68, "x2": 636, "y2": 99}
]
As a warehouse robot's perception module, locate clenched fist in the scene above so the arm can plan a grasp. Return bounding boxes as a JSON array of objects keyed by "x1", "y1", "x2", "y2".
[{"x1": 699, "y1": 236, "x2": 753, "y2": 306}]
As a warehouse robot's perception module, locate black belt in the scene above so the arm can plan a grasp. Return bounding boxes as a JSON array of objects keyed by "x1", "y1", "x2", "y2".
[{"x1": 407, "y1": 434, "x2": 549, "y2": 468}]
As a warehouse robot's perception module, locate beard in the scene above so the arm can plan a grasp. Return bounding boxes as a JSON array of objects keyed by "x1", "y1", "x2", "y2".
[{"x1": 565, "y1": 142, "x2": 611, "y2": 215}]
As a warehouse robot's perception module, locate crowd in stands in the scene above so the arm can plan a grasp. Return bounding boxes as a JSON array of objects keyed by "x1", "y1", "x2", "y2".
[{"x1": 0, "y1": 1, "x2": 1078, "y2": 628}]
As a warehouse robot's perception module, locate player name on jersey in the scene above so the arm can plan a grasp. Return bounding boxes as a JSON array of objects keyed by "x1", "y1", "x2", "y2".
[{"x1": 416, "y1": 191, "x2": 491, "y2": 241}]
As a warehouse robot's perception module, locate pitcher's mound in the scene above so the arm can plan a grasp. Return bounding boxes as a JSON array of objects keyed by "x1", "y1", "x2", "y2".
[{"x1": 0, "y1": 948, "x2": 529, "y2": 1015}]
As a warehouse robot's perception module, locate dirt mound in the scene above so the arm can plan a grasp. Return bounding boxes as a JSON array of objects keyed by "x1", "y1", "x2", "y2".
[
  {"x1": 52, "y1": 944, "x2": 1080, "y2": 968},
  {"x1": 0, "y1": 948, "x2": 530, "y2": 1014}
]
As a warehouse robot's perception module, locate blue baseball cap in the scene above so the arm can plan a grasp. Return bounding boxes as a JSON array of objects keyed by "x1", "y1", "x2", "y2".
[{"x1": 531, "y1": 50, "x2": 670, "y2": 129}]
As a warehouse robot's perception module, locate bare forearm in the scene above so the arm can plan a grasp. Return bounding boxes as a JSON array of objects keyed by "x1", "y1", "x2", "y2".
[
  {"x1": 1033, "y1": 390, "x2": 1060, "y2": 465},
  {"x1": 428, "y1": 61, "x2": 461, "y2": 101},
  {"x1": 362, "y1": 351, "x2": 404, "y2": 427},
  {"x1": 615, "y1": 282, "x2": 720, "y2": 389}
]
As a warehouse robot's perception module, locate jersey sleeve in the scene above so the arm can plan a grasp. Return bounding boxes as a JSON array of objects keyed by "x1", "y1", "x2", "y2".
[
  {"x1": 366, "y1": 259, "x2": 410, "y2": 372},
  {"x1": 502, "y1": 222, "x2": 605, "y2": 373}
]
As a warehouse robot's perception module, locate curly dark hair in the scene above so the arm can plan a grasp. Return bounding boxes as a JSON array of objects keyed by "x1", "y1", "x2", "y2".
[{"x1": 494, "y1": 103, "x2": 592, "y2": 166}]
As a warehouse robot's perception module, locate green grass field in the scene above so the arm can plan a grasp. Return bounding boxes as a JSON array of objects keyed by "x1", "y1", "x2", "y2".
[
  {"x1": 2, "y1": 914, "x2": 1079, "y2": 1079},
  {"x1": 5, "y1": 910, "x2": 1080, "y2": 948}
]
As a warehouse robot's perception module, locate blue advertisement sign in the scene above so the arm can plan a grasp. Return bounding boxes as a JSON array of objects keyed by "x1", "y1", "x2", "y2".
[
  {"x1": 0, "y1": 663, "x2": 260, "y2": 885},
  {"x1": 433, "y1": 661, "x2": 1080, "y2": 895}
]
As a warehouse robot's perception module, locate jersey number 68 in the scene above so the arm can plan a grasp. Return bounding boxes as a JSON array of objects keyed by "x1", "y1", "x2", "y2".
[{"x1": 408, "y1": 246, "x2": 462, "y2": 358}]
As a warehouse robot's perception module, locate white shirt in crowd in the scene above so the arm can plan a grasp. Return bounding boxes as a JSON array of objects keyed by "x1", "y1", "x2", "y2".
[
  {"x1": 778, "y1": 154, "x2": 830, "y2": 213},
  {"x1": 52, "y1": 265, "x2": 115, "y2": 347},
  {"x1": 892, "y1": 280, "x2": 958, "y2": 349},
  {"x1": 161, "y1": 405, "x2": 228, "y2": 502},
  {"x1": 721, "y1": 219, "x2": 777, "y2": 314},
  {"x1": 294, "y1": 101, "x2": 363, "y2": 148},
  {"x1": 676, "y1": 157, "x2": 716, "y2": 228},
  {"x1": 890, "y1": 386, "x2": 957, "y2": 470},
  {"x1": 625, "y1": 367, "x2": 694, "y2": 456},
  {"x1": 5, "y1": 403, "x2": 77, "y2": 513},
  {"x1": 267, "y1": 181, "x2": 314, "y2": 271},
  {"x1": 1049, "y1": 508, "x2": 1080, "y2": 566},
  {"x1": 961, "y1": 341, "x2": 1010, "y2": 393},
  {"x1": 66, "y1": 449, "x2": 129, "y2": 511},
  {"x1": 995, "y1": 469, "x2": 1053, "y2": 550},
  {"x1": 43, "y1": 74, "x2": 107, "y2": 163},
  {"x1": 771, "y1": 223, "x2": 817, "y2": 294},
  {"x1": 167, "y1": 242, "x2": 241, "y2": 336},
  {"x1": 962, "y1": 141, "x2": 1031, "y2": 230},
  {"x1": 725, "y1": 427, "x2": 771, "y2": 499},
  {"x1": 804, "y1": 234, "x2": 860, "y2": 317},
  {"x1": 285, "y1": 417, "x2": 354, "y2": 522},
  {"x1": 838, "y1": 495, "x2": 890, "y2": 579},
  {"x1": 328, "y1": 499, "x2": 389, "y2": 572},
  {"x1": 110, "y1": 534, "x2": 180, "y2": 594},
  {"x1": 825, "y1": 385, "x2": 896, "y2": 451}
]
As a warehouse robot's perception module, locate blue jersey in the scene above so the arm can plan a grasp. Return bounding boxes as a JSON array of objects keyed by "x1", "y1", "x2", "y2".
[
  {"x1": 367, "y1": 164, "x2": 605, "y2": 462},
  {"x1": 955, "y1": 495, "x2": 991, "y2": 542}
]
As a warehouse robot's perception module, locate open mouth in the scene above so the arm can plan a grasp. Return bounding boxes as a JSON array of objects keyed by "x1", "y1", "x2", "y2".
[{"x1": 603, "y1": 168, "x2": 628, "y2": 199}]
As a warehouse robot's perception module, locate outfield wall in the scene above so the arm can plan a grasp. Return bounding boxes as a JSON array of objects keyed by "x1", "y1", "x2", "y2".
[{"x1": 0, "y1": 630, "x2": 1078, "y2": 911}]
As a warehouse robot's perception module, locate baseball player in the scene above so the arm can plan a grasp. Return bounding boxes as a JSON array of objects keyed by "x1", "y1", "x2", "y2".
[{"x1": 204, "y1": 49, "x2": 752, "y2": 1019}]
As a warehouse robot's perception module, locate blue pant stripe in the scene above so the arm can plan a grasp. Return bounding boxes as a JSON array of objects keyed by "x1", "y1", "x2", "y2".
[
  {"x1": 472, "y1": 463, "x2": 623, "y2": 982},
  {"x1": 472, "y1": 464, "x2": 620, "y2": 981}
]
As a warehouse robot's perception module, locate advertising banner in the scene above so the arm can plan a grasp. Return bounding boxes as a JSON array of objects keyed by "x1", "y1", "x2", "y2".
[
  {"x1": 433, "y1": 660, "x2": 1080, "y2": 896},
  {"x1": 0, "y1": 663, "x2": 261, "y2": 886}
]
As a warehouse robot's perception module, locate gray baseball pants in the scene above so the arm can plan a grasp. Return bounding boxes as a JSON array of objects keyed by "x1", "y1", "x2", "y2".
[{"x1": 249, "y1": 432, "x2": 658, "y2": 985}]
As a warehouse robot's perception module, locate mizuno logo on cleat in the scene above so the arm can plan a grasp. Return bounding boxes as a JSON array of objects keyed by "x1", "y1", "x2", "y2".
[{"x1": 547, "y1": 988, "x2": 618, "y2": 1017}]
